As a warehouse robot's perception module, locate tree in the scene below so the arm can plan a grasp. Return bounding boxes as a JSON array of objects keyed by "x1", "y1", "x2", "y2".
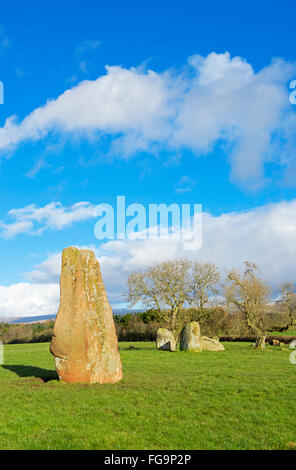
[
  {"x1": 279, "y1": 283, "x2": 296, "y2": 329},
  {"x1": 189, "y1": 261, "x2": 220, "y2": 308},
  {"x1": 126, "y1": 258, "x2": 192, "y2": 340},
  {"x1": 138, "y1": 309, "x2": 161, "y2": 324},
  {"x1": 224, "y1": 261, "x2": 271, "y2": 350}
]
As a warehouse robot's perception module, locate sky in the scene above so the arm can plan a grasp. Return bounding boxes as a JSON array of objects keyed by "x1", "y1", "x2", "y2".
[{"x1": 0, "y1": 0, "x2": 296, "y2": 318}]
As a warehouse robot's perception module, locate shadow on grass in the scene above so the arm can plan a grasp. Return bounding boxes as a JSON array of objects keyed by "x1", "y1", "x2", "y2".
[
  {"x1": 2, "y1": 364, "x2": 58, "y2": 382},
  {"x1": 119, "y1": 345, "x2": 140, "y2": 351}
]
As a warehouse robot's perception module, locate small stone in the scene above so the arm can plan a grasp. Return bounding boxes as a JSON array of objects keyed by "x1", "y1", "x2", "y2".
[
  {"x1": 201, "y1": 336, "x2": 225, "y2": 351},
  {"x1": 156, "y1": 328, "x2": 176, "y2": 351},
  {"x1": 180, "y1": 322, "x2": 202, "y2": 352},
  {"x1": 289, "y1": 339, "x2": 296, "y2": 349}
]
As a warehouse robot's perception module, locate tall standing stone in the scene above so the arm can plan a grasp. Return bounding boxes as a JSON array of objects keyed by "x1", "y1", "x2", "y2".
[
  {"x1": 156, "y1": 328, "x2": 176, "y2": 351},
  {"x1": 50, "y1": 247, "x2": 123, "y2": 384},
  {"x1": 180, "y1": 322, "x2": 202, "y2": 352}
]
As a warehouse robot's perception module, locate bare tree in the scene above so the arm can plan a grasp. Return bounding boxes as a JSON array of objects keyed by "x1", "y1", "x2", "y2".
[
  {"x1": 279, "y1": 282, "x2": 296, "y2": 329},
  {"x1": 224, "y1": 261, "x2": 271, "y2": 350},
  {"x1": 189, "y1": 261, "x2": 220, "y2": 308},
  {"x1": 126, "y1": 258, "x2": 192, "y2": 340}
]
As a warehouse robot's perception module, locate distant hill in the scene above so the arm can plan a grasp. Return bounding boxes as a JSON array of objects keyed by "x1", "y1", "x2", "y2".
[
  {"x1": 0, "y1": 308, "x2": 142, "y2": 324},
  {"x1": 113, "y1": 308, "x2": 142, "y2": 316},
  {"x1": 0, "y1": 314, "x2": 57, "y2": 324}
]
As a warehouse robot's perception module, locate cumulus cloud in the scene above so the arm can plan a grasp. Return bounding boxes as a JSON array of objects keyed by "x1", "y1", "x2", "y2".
[
  {"x1": 95, "y1": 202, "x2": 296, "y2": 293},
  {"x1": 0, "y1": 52, "x2": 295, "y2": 186},
  {"x1": 0, "y1": 283, "x2": 59, "y2": 318},
  {"x1": 0, "y1": 65, "x2": 173, "y2": 153},
  {"x1": 17, "y1": 199, "x2": 296, "y2": 318},
  {"x1": 97, "y1": 200, "x2": 296, "y2": 298},
  {"x1": 0, "y1": 201, "x2": 99, "y2": 238},
  {"x1": 24, "y1": 253, "x2": 62, "y2": 283},
  {"x1": 174, "y1": 54, "x2": 296, "y2": 186}
]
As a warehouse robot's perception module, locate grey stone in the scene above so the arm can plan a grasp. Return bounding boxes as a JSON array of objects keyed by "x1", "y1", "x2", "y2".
[
  {"x1": 201, "y1": 336, "x2": 225, "y2": 351},
  {"x1": 180, "y1": 322, "x2": 202, "y2": 352},
  {"x1": 156, "y1": 328, "x2": 176, "y2": 351}
]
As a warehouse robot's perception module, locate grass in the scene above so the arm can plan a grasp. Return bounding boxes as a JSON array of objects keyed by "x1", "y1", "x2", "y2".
[
  {"x1": 0, "y1": 341, "x2": 295, "y2": 450},
  {"x1": 272, "y1": 330, "x2": 296, "y2": 337}
]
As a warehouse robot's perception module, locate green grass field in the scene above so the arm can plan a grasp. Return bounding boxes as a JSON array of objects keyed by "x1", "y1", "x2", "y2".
[
  {"x1": 0, "y1": 341, "x2": 295, "y2": 450},
  {"x1": 273, "y1": 330, "x2": 296, "y2": 337}
]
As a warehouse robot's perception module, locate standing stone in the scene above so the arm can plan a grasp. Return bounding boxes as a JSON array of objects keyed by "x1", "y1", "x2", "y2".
[
  {"x1": 180, "y1": 322, "x2": 202, "y2": 352},
  {"x1": 50, "y1": 247, "x2": 123, "y2": 384},
  {"x1": 201, "y1": 336, "x2": 225, "y2": 351},
  {"x1": 156, "y1": 328, "x2": 176, "y2": 351}
]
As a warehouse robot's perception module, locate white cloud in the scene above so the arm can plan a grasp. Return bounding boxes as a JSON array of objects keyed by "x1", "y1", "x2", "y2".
[
  {"x1": 0, "y1": 52, "x2": 295, "y2": 186},
  {"x1": 0, "y1": 283, "x2": 59, "y2": 318},
  {"x1": 174, "y1": 54, "x2": 296, "y2": 187},
  {"x1": 24, "y1": 253, "x2": 62, "y2": 283},
  {"x1": 98, "y1": 200, "x2": 296, "y2": 302},
  {"x1": 0, "y1": 65, "x2": 174, "y2": 152},
  {"x1": 0, "y1": 220, "x2": 34, "y2": 238},
  {"x1": 0, "y1": 201, "x2": 99, "y2": 238},
  {"x1": 18, "y1": 199, "x2": 296, "y2": 317}
]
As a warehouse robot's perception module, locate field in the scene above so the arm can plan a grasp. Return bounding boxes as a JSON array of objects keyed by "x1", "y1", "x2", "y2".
[
  {"x1": 273, "y1": 330, "x2": 296, "y2": 336},
  {"x1": 0, "y1": 341, "x2": 295, "y2": 450}
]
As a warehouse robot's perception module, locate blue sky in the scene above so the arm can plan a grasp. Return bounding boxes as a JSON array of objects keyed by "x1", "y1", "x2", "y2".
[{"x1": 0, "y1": 0, "x2": 296, "y2": 317}]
